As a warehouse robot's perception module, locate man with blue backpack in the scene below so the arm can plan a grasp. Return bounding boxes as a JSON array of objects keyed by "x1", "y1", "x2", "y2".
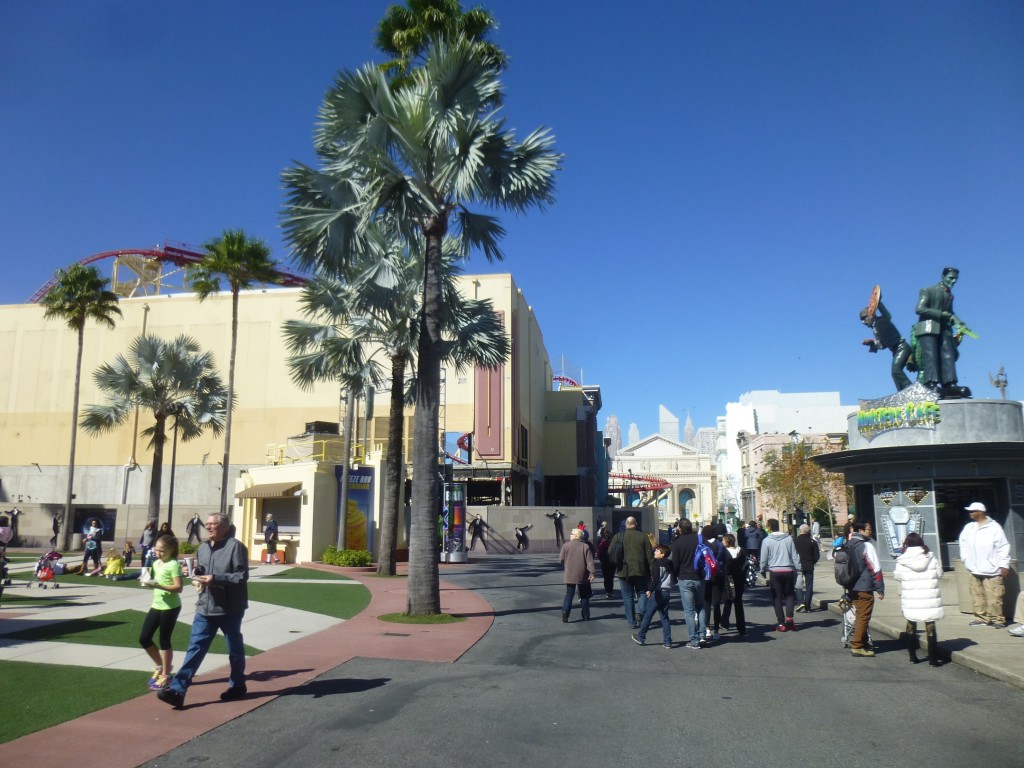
[{"x1": 669, "y1": 519, "x2": 707, "y2": 649}]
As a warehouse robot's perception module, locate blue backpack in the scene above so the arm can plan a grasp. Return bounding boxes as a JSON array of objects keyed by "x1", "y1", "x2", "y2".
[{"x1": 693, "y1": 535, "x2": 719, "y2": 581}]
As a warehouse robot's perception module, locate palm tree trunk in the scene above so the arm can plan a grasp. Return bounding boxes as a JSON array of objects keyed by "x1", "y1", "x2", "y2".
[
  {"x1": 220, "y1": 289, "x2": 239, "y2": 516},
  {"x1": 62, "y1": 324, "x2": 85, "y2": 551},
  {"x1": 377, "y1": 351, "x2": 408, "y2": 576},
  {"x1": 408, "y1": 223, "x2": 445, "y2": 615},
  {"x1": 148, "y1": 417, "x2": 166, "y2": 526}
]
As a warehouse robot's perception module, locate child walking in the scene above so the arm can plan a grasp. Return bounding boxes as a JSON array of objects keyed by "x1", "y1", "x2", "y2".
[
  {"x1": 632, "y1": 545, "x2": 676, "y2": 647},
  {"x1": 138, "y1": 534, "x2": 183, "y2": 691}
]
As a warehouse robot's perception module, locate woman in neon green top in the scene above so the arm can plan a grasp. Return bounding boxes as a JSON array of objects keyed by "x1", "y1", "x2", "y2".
[{"x1": 138, "y1": 534, "x2": 183, "y2": 691}]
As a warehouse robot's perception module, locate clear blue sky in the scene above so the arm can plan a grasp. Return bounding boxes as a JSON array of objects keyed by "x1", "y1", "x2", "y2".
[{"x1": 3, "y1": 2, "x2": 1022, "y2": 438}]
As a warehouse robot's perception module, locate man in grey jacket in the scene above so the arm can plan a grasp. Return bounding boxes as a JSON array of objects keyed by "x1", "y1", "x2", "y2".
[{"x1": 158, "y1": 513, "x2": 249, "y2": 708}]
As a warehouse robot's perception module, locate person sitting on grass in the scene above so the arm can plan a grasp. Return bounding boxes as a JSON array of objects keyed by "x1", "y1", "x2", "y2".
[
  {"x1": 103, "y1": 547, "x2": 125, "y2": 579},
  {"x1": 139, "y1": 534, "x2": 183, "y2": 692}
]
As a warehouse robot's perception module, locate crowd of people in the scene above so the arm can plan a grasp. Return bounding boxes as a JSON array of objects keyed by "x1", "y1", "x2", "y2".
[{"x1": 557, "y1": 503, "x2": 1016, "y2": 662}]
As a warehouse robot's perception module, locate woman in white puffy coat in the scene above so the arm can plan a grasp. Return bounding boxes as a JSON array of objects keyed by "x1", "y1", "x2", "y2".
[{"x1": 893, "y1": 532, "x2": 944, "y2": 666}]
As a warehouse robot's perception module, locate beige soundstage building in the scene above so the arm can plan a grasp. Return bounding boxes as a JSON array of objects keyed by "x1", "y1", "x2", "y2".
[{"x1": 0, "y1": 273, "x2": 609, "y2": 562}]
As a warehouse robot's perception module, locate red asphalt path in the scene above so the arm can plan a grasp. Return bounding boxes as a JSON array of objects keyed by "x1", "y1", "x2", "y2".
[{"x1": 3, "y1": 564, "x2": 493, "y2": 767}]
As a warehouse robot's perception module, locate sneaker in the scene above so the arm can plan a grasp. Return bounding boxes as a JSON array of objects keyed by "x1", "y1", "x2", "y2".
[
  {"x1": 663, "y1": 643, "x2": 673, "y2": 649},
  {"x1": 850, "y1": 647, "x2": 876, "y2": 657},
  {"x1": 775, "y1": 624, "x2": 788, "y2": 632},
  {"x1": 219, "y1": 685, "x2": 247, "y2": 701},
  {"x1": 795, "y1": 604, "x2": 807, "y2": 613},
  {"x1": 148, "y1": 668, "x2": 161, "y2": 688},
  {"x1": 686, "y1": 641, "x2": 702, "y2": 650},
  {"x1": 1007, "y1": 625, "x2": 1024, "y2": 637},
  {"x1": 632, "y1": 633, "x2": 644, "y2": 646},
  {"x1": 156, "y1": 688, "x2": 185, "y2": 708},
  {"x1": 149, "y1": 674, "x2": 169, "y2": 691},
  {"x1": 968, "y1": 619, "x2": 990, "y2": 627},
  {"x1": 785, "y1": 619, "x2": 796, "y2": 632},
  {"x1": 711, "y1": 632, "x2": 720, "y2": 641},
  {"x1": 989, "y1": 621, "x2": 1007, "y2": 630}
]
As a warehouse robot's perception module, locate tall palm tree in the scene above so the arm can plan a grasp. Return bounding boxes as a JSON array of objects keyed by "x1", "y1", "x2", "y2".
[
  {"x1": 41, "y1": 264, "x2": 122, "y2": 549},
  {"x1": 282, "y1": 40, "x2": 558, "y2": 613},
  {"x1": 188, "y1": 230, "x2": 277, "y2": 517},
  {"x1": 81, "y1": 334, "x2": 228, "y2": 525},
  {"x1": 282, "y1": 242, "x2": 508, "y2": 575},
  {"x1": 375, "y1": 0, "x2": 506, "y2": 85}
]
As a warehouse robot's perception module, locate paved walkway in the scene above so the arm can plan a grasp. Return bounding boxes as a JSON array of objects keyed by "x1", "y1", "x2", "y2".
[
  {"x1": 2, "y1": 550, "x2": 1022, "y2": 766},
  {"x1": 1, "y1": 561, "x2": 491, "y2": 767},
  {"x1": 813, "y1": 553, "x2": 1024, "y2": 689}
]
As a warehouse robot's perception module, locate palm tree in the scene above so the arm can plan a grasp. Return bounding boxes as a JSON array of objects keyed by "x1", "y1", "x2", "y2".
[
  {"x1": 375, "y1": 0, "x2": 506, "y2": 85},
  {"x1": 282, "y1": 40, "x2": 558, "y2": 613},
  {"x1": 188, "y1": 230, "x2": 277, "y2": 517},
  {"x1": 282, "y1": 243, "x2": 508, "y2": 575},
  {"x1": 80, "y1": 334, "x2": 228, "y2": 525},
  {"x1": 41, "y1": 264, "x2": 122, "y2": 549}
]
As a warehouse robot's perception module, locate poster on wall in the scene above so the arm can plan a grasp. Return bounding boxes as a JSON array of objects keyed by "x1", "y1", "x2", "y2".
[{"x1": 335, "y1": 466, "x2": 375, "y2": 553}]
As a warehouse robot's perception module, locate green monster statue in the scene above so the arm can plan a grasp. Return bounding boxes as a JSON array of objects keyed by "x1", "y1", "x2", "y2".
[{"x1": 913, "y1": 267, "x2": 974, "y2": 399}]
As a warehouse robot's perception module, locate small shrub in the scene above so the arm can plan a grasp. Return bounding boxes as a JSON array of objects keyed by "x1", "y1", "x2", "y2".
[
  {"x1": 179, "y1": 542, "x2": 199, "y2": 555},
  {"x1": 321, "y1": 546, "x2": 373, "y2": 567}
]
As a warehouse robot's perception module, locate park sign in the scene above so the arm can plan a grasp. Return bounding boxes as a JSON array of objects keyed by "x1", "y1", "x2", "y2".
[{"x1": 857, "y1": 382, "x2": 941, "y2": 441}]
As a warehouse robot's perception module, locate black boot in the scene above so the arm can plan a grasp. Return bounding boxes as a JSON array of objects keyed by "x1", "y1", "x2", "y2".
[
  {"x1": 926, "y1": 622, "x2": 941, "y2": 666},
  {"x1": 562, "y1": 611, "x2": 569, "y2": 623},
  {"x1": 905, "y1": 621, "x2": 921, "y2": 664}
]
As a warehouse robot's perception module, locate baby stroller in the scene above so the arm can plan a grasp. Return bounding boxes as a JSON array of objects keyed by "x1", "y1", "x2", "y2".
[
  {"x1": 31, "y1": 550, "x2": 63, "y2": 589},
  {"x1": 838, "y1": 591, "x2": 872, "y2": 649}
]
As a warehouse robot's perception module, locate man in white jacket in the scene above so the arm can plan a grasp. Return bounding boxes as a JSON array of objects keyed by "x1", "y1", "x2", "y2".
[{"x1": 958, "y1": 502, "x2": 1010, "y2": 629}]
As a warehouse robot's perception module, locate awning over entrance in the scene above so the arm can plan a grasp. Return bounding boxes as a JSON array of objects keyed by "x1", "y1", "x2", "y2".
[{"x1": 234, "y1": 481, "x2": 301, "y2": 500}]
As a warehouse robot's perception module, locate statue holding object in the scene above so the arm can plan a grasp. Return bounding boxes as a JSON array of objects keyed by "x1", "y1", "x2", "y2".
[
  {"x1": 860, "y1": 285, "x2": 914, "y2": 392},
  {"x1": 913, "y1": 266, "x2": 972, "y2": 399}
]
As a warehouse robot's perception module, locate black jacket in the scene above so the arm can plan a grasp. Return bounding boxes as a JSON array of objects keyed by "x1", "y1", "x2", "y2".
[{"x1": 794, "y1": 533, "x2": 821, "y2": 570}]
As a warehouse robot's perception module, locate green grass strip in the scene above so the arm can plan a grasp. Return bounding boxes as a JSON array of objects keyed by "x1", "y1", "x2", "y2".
[
  {"x1": 0, "y1": 660, "x2": 146, "y2": 744},
  {"x1": 377, "y1": 612, "x2": 466, "y2": 624},
  {"x1": 264, "y1": 566, "x2": 354, "y2": 581},
  {"x1": 4, "y1": 609, "x2": 261, "y2": 655},
  {"x1": 247, "y1": 581, "x2": 370, "y2": 619}
]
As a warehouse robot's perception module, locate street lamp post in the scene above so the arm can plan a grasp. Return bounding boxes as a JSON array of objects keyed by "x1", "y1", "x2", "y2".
[
  {"x1": 627, "y1": 468, "x2": 634, "y2": 508},
  {"x1": 166, "y1": 403, "x2": 184, "y2": 529}
]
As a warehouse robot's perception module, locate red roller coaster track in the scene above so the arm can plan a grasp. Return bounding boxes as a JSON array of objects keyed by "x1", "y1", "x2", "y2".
[
  {"x1": 27, "y1": 240, "x2": 308, "y2": 303},
  {"x1": 607, "y1": 472, "x2": 672, "y2": 493}
]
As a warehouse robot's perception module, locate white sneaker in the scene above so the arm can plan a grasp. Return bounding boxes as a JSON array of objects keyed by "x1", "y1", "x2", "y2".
[{"x1": 1008, "y1": 624, "x2": 1024, "y2": 638}]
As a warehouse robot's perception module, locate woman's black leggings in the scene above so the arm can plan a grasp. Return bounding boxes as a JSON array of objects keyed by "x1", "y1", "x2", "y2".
[{"x1": 139, "y1": 606, "x2": 181, "y2": 650}]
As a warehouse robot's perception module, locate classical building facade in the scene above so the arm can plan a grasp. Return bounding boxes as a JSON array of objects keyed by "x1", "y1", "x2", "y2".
[{"x1": 611, "y1": 434, "x2": 716, "y2": 529}]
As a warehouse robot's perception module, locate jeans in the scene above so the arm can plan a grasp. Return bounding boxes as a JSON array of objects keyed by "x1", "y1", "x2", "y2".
[
  {"x1": 703, "y1": 580, "x2": 723, "y2": 632},
  {"x1": 636, "y1": 588, "x2": 672, "y2": 645},
  {"x1": 677, "y1": 579, "x2": 706, "y2": 644},
  {"x1": 562, "y1": 583, "x2": 591, "y2": 620},
  {"x1": 798, "y1": 569, "x2": 815, "y2": 609},
  {"x1": 169, "y1": 611, "x2": 246, "y2": 695},
  {"x1": 620, "y1": 576, "x2": 648, "y2": 627}
]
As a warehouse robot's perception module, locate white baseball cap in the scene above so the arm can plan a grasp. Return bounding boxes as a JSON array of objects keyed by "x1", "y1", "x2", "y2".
[{"x1": 965, "y1": 502, "x2": 987, "y2": 513}]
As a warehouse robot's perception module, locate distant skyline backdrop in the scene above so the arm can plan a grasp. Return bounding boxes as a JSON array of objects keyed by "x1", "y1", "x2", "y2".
[{"x1": 3, "y1": 1, "x2": 1022, "y2": 438}]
